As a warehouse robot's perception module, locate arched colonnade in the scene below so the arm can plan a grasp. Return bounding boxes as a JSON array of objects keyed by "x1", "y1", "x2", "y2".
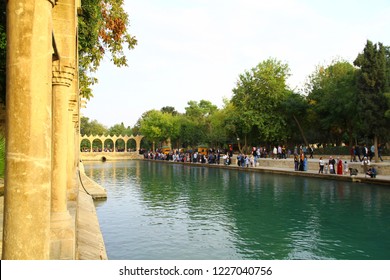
[{"x1": 80, "y1": 134, "x2": 144, "y2": 153}]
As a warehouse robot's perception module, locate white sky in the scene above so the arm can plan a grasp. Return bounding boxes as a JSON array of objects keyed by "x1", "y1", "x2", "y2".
[{"x1": 81, "y1": 0, "x2": 390, "y2": 128}]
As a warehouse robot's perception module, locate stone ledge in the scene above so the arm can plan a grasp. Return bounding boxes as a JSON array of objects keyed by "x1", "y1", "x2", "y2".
[{"x1": 76, "y1": 189, "x2": 107, "y2": 260}]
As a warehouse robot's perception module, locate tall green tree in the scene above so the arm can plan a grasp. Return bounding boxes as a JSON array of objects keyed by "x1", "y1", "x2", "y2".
[
  {"x1": 173, "y1": 115, "x2": 204, "y2": 149},
  {"x1": 306, "y1": 60, "x2": 359, "y2": 145},
  {"x1": 231, "y1": 58, "x2": 291, "y2": 148},
  {"x1": 78, "y1": 0, "x2": 137, "y2": 99},
  {"x1": 182, "y1": 100, "x2": 218, "y2": 147},
  {"x1": 207, "y1": 105, "x2": 229, "y2": 148},
  {"x1": 280, "y1": 91, "x2": 309, "y2": 146},
  {"x1": 139, "y1": 110, "x2": 179, "y2": 151},
  {"x1": 354, "y1": 40, "x2": 390, "y2": 161}
]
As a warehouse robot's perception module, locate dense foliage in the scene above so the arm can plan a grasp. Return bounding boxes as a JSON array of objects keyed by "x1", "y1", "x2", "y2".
[
  {"x1": 131, "y1": 42, "x2": 390, "y2": 154},
  {"x1": 82, "y1": 40, "x2": 390, "y2": 156}
]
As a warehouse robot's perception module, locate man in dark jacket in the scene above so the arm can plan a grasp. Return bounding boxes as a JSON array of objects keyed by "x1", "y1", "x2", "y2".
[{"x1": 355, "y1": 145, "x2": 362, "y2": 162}]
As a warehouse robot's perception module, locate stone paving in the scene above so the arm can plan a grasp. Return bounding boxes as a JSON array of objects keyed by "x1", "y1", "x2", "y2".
[
  {"x1": 227, "y1": 157, "x2": 390, "y2": 185},
  {"x1": 76, "y1": 189, "x2": 107, "y2": 260},
  {"x1": 76, "y1": 165, "x2": 108, "y2": 260}
]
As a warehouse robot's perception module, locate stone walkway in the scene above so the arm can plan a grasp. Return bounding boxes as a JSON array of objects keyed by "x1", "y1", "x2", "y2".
[
  {"x1": 76, "y1": 165, "x2": 108, "y2": 260},
  {"x1": 76, "y1": 188, "x2": 107, "y2": 260},
  {"x1": 154, "y1": 157, "x2": 390, "y2": 186}
]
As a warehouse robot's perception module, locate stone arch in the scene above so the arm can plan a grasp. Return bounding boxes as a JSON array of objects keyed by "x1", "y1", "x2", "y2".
[
  {"x1": 92, "y1": 139, "x2": 103, "y2": 152},
  {"x1": 115, "y1": 138, "x2": 125, "y2": 152},
  {"x1": 127, "y1": 138, "x2": 136, "y2": 151},
  {"x1": 104, "y1": 139, "x2": 114, "y2": 152},
  {"x1": 80, "y1": 134, "x2": 144, "y2": 154},
  {"x1": 80, "y1": 139, "x2": 91, "y2": 152}
]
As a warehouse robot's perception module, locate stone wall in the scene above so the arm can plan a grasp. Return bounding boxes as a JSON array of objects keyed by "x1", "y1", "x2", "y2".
[{"x1": 80, "y1": 152, "x2": 144, "y2": 161}]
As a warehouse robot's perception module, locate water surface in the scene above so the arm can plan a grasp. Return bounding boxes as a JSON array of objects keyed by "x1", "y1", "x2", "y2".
[{"x1": 84, "y1": 160, "x2": 390, "y2": 260}]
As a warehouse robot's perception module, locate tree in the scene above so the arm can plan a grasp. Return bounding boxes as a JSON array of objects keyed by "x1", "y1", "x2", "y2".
[
  {"x1": 231, "y1": 58, "x2": 291, "y2": 148},
  {"x1": 173, "y1": 114, "x2": 203, "y2": 149},
  {"x1": 280, "y1": 91, "x2": 309, "y2": 146},
  {"x1": 306, "y1": 60, "x2": 359, "y2": 146},
  {"x1": 207, "y1": 106, "x2": 229, "y2": 148},
  {"x1": 139, "y1": 110, "x2": 179, "y2": 151},
  {"x1": 160, "y1": 106, "x2": 178, "y2": 115},
  {"x1": 108, "y1": 122, "x2": 132, "y2": 136},
  {"x1": 183, "y1": 100, "x2": 218, "y2": 147},
  {"x1": 78, "y1": 0, "x2": 137, "y2": 99},
  {"x1": 185, "y1": 100, "x2": 218, "y2": 119},
  {"x1": 354, "y1": 40, "x2": 390, "y2": 161},
  {"x1": 80, "y1": 116, "x2": 108, "y2": 136}
]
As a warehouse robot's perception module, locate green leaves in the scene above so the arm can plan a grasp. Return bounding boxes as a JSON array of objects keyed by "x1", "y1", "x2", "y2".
[
  {"x1": 231, "y1": 58, "x2": 291, "y2": 144},
  {"x1": 139, "y1": 110, "x2": 179, "y2": 144},
  {"x1": 80, "y1": 116, "x2": 108, "y2": 136},
  {"x1": 78, "y1": 0, "x2": 137, "y2": 99},
  {"x1": 306, "y1": 60, "x2": 358, "y2": 145},
  {"x1": 354, "y1": 40, "x2": 390, "y2": 139}
]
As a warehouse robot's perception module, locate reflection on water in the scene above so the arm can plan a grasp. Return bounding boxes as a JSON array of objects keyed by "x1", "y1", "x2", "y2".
[{"x1": 85, "y1": 161, "x2": 390, "y2": 260}]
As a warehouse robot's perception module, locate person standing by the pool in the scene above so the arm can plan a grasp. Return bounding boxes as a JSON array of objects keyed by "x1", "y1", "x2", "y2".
[
  {"x1": 329, "y1": 156, "x2": 336, "y2": 174},
  {"x1": 319, "y1": 157, "x2": 324, "y2": 173},
  {"x1": 337, "y1": 157, "x2": 343, "y2": 175}
]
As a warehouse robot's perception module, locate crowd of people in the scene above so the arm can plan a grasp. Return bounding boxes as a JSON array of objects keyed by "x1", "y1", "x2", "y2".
[
  {"x1": 143, "y1": 143, "x2": 383, "y2": 179},
  {"x1": 143, "y1": 148, "x2": 232, "y2": 165},
  {"x1": 350, "y1": 144, "x2": 384, "y2": 162}
]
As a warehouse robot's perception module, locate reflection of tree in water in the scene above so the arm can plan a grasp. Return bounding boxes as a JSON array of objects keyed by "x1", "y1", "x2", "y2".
[{"x1": 84, "y1": 161, "x2": 390, "y2": 259}]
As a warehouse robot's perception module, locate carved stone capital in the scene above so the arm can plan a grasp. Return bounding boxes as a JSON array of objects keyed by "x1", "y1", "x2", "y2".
[{"x1": 52, "y1": 64, "x2": 75, "y2": 87}]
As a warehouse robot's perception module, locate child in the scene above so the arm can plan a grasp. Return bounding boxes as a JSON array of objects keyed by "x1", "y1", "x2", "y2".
[{"x1": 344, "y1": 161, "x2": 348, "y2": 175}]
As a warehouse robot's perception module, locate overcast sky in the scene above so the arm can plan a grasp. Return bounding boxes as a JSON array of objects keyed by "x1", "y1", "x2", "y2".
[{"x1": 81, "y1": 0, "x2": 390, "y2": 128}]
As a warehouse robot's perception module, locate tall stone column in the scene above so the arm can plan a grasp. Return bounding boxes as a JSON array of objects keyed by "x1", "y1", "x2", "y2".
[
  {"x1": 52, "y1": 63, "x2": 74, "y2": 213},
  {"x1": 67, "y1": 93, "x2": 79, "y2": 201},
  {"x1": 50, "y1": 0, "x2": 76, "y2": 259},
  {"x1": 2, "y1": 0, "x2": 55, "y2": 259}
]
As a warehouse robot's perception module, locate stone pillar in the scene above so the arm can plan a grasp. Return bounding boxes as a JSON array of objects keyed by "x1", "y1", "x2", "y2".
[
  {"x1": 134, "y1": 135, "x2": 144, "y2": 152},
  {"x1": 67, "y1": 93, "x2": 79, "y2": 201},
  {"x1": 52, "y1": 63, "x2": 74, "y2": 213},
  {"x1": 2, "y1": 0, "x2": 55, "y2": 259},
  {"x1": 50, "y1": 0, "x2": 76, "y2": 259}
]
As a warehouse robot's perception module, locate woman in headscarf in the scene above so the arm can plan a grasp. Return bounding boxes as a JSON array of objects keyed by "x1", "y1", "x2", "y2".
[{"x1": 337, "y1": 157, "x2": 343, "y2": 175}]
